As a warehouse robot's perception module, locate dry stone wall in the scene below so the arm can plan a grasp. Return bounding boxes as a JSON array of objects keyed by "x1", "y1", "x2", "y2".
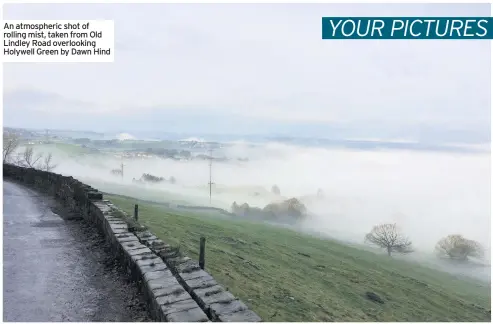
[{"x1": 3, "y1": 164, "x2": 261, "y2": 322}]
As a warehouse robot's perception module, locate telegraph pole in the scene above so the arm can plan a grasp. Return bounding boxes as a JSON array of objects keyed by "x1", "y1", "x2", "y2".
[
  {"x1": 120, "y1": 162, "x2": 124, "y2": 180},
  {"x1": 208, "y1": 148, "x2": 214, "y2": 204}
]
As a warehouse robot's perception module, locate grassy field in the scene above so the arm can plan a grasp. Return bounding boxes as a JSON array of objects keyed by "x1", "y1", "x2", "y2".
[
  {"x1": 30, "y1": 143, "x2": 95, "y2": 156},
  {"x1": 107, "y1": 194, "x2": 491, "y2": 322}
]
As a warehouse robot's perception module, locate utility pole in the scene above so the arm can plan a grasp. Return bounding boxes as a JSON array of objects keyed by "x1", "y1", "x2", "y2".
[
  {"x1": 120, "y1": 162, "x2": 124, "y2": 180},
  {"x1": 208, "y1": 148, "x2": 214, "y2": 204}
]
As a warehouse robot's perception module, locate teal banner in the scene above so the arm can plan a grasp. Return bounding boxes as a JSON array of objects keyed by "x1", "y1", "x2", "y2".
[{"x1": 321, "y1": 17, "x2": 493, "y2": 39}]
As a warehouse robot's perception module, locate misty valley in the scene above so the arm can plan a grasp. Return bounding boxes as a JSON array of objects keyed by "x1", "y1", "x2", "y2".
[{"x1": 3, "y1": 126, "x2": 491, "y2": 321}]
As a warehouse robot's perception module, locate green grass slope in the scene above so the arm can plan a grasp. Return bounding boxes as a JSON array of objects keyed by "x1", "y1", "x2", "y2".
[
  {"x1": 107, "y1": 194, "x2": 491, "y2": 322},
  {"x1": 29, "y1": 143, "x2": 95, "y2": 156}
]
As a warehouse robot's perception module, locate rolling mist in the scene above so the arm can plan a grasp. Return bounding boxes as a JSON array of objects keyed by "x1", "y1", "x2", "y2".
[{"x1": 35, "y1": 140, "x2": 491, "y2": 281}]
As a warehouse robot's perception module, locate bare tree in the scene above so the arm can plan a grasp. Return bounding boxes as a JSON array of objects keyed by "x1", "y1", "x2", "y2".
[
  {"x1": 21, "y1": 147, "x2": 43, "y2": 168},
  {"x1": 40, "y1": 153, "x2": 58, "y2": 172},
  {"x1": 3, "y1": 132, "x2": 20, "y2": 163},
  {"x1": 364, "y1": 223, "x2": 413, "y2": 256},
  {"x1": 435, "y1": 234, "x2": 484, "y2": 262}
]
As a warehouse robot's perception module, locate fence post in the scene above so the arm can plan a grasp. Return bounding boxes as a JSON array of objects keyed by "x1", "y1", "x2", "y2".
[
  {"x1": 199, "y1": 237, "x2": 206, "y2": 270},
  {"x1": 134, "y1": 204, "x2": 139, "y2": 221}
]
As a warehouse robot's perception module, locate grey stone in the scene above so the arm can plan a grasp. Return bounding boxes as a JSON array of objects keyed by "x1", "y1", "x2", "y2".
[
  {"x1": 136, "y1": 231, "x2": 153, "y2": 239},
  {"x1": 121, "y1": 241, "x2": 145, "y2": 251},
  {"x1": 105, "y1": 217, "x2": 123, "y2": 222},
  {"x1": 94, "y1": 202, "x2": 111, "y2": 211},
  {"x1": 193, "y1": 286, "x2": 236, "y2": 309},
  {"x1": 165, "y1": 307, "x2": 209, "y2": 322},
  {"x1": 144, "y1": 269, "x2": 173, "y2": 282},
  {"x1": 156, "y1": 289, "x2": 191, "y2": 306},
  {"x1": 185, "y1": 278, "x2": 218, "y2": 290},
  {"x1": 117, "y1": 235, "x2": 139, "y2": 243},
  {"x1": 152, "y1": 284, "x2": 184, "y2": 298},
  {"x1": 218, "y1": 309, "x2": 262, "y2": 322},
  {"x1": 115, "y1": 232, "x2": 133, "y2": 238},
  {"x1": 147, "y1": 275, "x2": 180, "y2": 291},
  {"x1": 109, "y1": 222, "x2": 128, "y2": 228},
  {"x1": 127, "y1": 247, "x2": 153, "y2": 257},
  {"x1": 131, "y1": 252, "x2": 156, "y2": 263},
  {"x1": 141, "y1": 235, "x2": 158, "y2": 242},
  {"x1": 137, "y1": 257, "x2": 163, "y2": 268},
  {"x1": 150, "y1": 239, "x2": 165, "y2": 246},
  {"x1": 177, "y1": 260, "x2": 201, "y2": 273},
  {"x1": 210, "y1": 300, "x2": 248, "y2": 317},
  {"x1": 180, "y1": 269, "x2": 213, "y2": 281},
  {"x1": 160, "y1": 299, "x2": 200, "y2": 316},
  {"x1": 110, "y1": 224, "x2": 128, "y2": 230},
  {"x1": 110, "y1": 228, "x2": 128, "y2": 235},
  {"x1": 365, "y1": 291, "x2": 384, "y2": 304},
  {"x1": 194, "y1": 285, "x2": 225, "y2": 298},
  {"x1": 139, "y1": 262, "x2": 167, "y2": 275},
  {"x1": 199, "y1": 291, "x2": 236, "y2": 307}
]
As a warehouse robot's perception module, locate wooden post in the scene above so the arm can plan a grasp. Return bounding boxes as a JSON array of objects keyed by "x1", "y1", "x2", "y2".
[
  {"x1": 134, "y1": 204, "x2": 139, "y2": 221},
  {"x1": 199, "y1": 237, "x2": 206, "y2": 270}
]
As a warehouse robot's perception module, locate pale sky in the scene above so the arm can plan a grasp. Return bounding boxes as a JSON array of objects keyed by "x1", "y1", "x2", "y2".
[{"x1": 3, "y1": 3, "x2": 491, "y2": 141}]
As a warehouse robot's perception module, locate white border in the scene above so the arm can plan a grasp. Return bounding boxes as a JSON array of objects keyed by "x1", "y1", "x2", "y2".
[{"x1": 0, "y1": 1, "x2": 491, "y2": 324}]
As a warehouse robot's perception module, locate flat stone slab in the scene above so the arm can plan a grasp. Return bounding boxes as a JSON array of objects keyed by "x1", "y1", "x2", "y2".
[
  {"x1": 115, "y1": 233, "x2": 134, "y2": 239},
  {"x1": 147, "y1": 274, "x2": 180, "y2": 292},
  {"x1": 165, "y1": 307, "x2": 209, "y2": 322},
  {"x1": 177, "y1": 260, "x2": 201, "y2": 273},
  {"x1": 108, "y1": 220, "x2": 128, "y2": 225},
  {"x1": 199, "y1": 291, "x2": 236, "y2": 307},
  {"x1": 121, "y1": 241, "x2": 145, "y2": 251},
  {"x1": 184, "y1": 277, "x2": 218, "y2": 290},
  {"x1": 193, "y1": 285, "x2": 236, "y2": 308},
  {"x1": 194, "y1": 284, "x2": 224, "y2": 297},
  {"x1": 160, "y1": 298, "x2": 200, "y2": 316},
  {"x1": 139, "y1": 262, "x2": 168, "y2": 275},
  {"x1": 127, "y1": 247, "x2": 153, "y2": 257},
  {"x1": 137, "y1": 257, "x2": 164, "y2": 268},
  {"x1": 117, "y1": 235, "x2": 139, "y2": 243},
  {"x1": 131, "y1": 252, "x2": 158, "y2": 263},
  {"x1": 180, "y1": 269, "x2": 213, "y2": 282},
  {"x1": 218, "y1": 309, "x2": 262, "y2": 322},
  {"x1": 144, "y1": 268, "x2": 172, "y2": 282},
  {"x1": 140, "y1": 234, "x2": 158, "y2": 242},
  {"x1": 110, "y1": 224, "x2": 128, "y2": 230},
  {"x1": 110, "y1": 228, "x2": 128, "y2": 235},
  {"x1": 209, "y1": 300, "x2": 248, "y2": 318},
  {"x1": 93, "y1": 202, "x2": 111, "y2": 210},
  {"x1": 105, "y1": 217, "x2": 123, "y2": 222},
  {"x1": 156, "y1": 289, "x2": 191, "y2": 306},
  {"x1": 152, "y1": 284, "x2": 185, "y2": 299}
]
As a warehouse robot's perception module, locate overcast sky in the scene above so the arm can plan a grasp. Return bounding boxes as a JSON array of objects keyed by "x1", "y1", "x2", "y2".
[{"x1": 3, "y1": 3, "x2": 491, "y2": 140}]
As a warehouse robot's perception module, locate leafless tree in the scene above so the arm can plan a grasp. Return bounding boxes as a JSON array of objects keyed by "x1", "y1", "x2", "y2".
[
  {"x1": 3, "y1": 132, "x2": 20, "y2": 163},
  {"x1": 21, "y1": 147, "x2": 43, "y2": 169},
  {"x1": 40, "y1": 153, "x2": 58, "y2": 172},
  {"x1": 435, "y1": 234, "x2": 484, "y2": 262},
  {"x1": 364, "y1": 223, "x2": 413, "y2": 256}
]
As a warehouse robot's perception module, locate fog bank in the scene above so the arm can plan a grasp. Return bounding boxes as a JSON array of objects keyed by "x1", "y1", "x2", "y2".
[{"x1": 41, "y1": 142, "x2": 490, "y2": 266}]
